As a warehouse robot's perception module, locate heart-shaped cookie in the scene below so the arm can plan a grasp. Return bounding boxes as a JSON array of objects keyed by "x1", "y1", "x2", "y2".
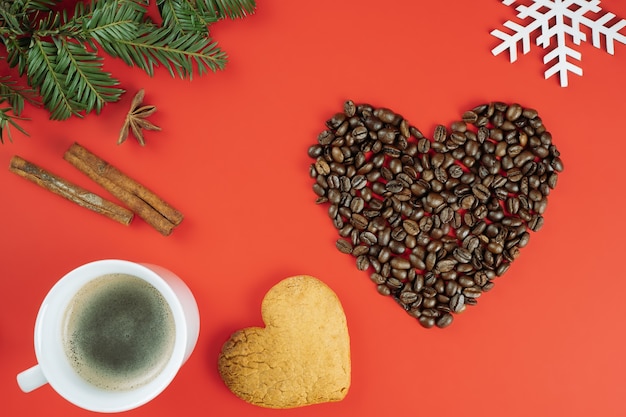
[
  {"x1": 218, "y1": 275, "x2": 351, "y2": 408},
  {"x1": 308, "y1": 101, "x2": 563, "y2": 329}
]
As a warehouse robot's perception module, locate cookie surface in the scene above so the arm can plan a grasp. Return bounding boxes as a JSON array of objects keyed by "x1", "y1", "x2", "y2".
[{"x1": 218, "y1": 275, "x2": 351, "y2": 408}]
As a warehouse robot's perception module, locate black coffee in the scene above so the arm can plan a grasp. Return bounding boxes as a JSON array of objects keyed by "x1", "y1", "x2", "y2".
[{"x1": 62, "y1": 273, "x2": 175, "y2": 390}]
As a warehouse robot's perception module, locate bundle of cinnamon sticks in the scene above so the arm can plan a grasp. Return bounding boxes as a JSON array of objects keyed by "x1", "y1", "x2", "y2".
[{"x1": 9, "y1": 143, "x2": 183, "y2": 236}]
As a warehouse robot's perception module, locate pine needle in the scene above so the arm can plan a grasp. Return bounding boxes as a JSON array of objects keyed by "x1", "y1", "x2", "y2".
[{"x1": 0, "y1": 0, "x2": 257, "y2": 143}]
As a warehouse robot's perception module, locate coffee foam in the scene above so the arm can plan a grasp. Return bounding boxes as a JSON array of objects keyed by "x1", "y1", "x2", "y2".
[{"x1": 62, "y1": 273, "x2": 176, "y2": 391}]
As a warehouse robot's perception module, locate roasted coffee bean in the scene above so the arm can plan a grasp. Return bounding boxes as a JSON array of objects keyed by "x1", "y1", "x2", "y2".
[
  {"x1": 506, "y1": 197, "x2": 520, "y2": 214},
  {"x1": 360, "y1": 231, "x2": 377, "y2": 246},
  {"x1": 465, "y1": 297, "x2": 478, "y2": 306},
  {"x1": 386, "y1": 277, "x2": 404, "y2": 290},
  {"x1": 310, "y1": 100, "x2": 562, "y2": 329},
  {"x1": 496, "y1": 262, "x2": 511, "y2": 276},
  {"x1": 463, "y1": 287, "x2": 482, "y2": 298},
  {"x1": 390, "y1": 240, "x2": 406, "y2": 254},
  {"x1": 471, "y1": 183, "x2": 490, "y2": 201},
  {"x1": 353, "y1": 245, "x2": 369, "y2": 256},
  {"x1": 487, "y1": 241, "x2": 504, "y2": 254},
  {"x1": 445, "y1": 280, "x2": 460, "y2": 296},
  {"x1": 416, "y1": 137, "x2": 430, "y2": 153},
  {"x1": 505, "y1": 103, "x2": 523, "y2": 121},
  {"x1": 350, "y1": 174, "x2": 367, "y2": 190},
  {"x1": 418, "y1": 316, "x2": 436, "y2": 328},
  {"x1": 439, "y1": 207, "x2": 454, "y2": 224},
  {"x1": 462, "y1": 110, "x2": 478, "y2": 124},
  {"x1": 436, "y1": 259, "x2": 457, "y2": 273},
  {"x1": 399, "y1": 290, "x2": 419, "y2": 305},
  {"x1": 402, "y1": 219, "x2": 420, "y2": 236},
  {"x1": 369, "y1": 257, "x2": 382, "y2": 273},
  {"x1": 370, "y1": 273, "x2": 386, "y2": 285},
  {"x1": 391, "y1": 226, "x2": 407, "y2": 241},
  {"x1": 449, "y1": 293, "x2": 465, "y2": 313},
  {"x1": 344, "y1": 100, "x2": 356, "y2": 117},
  {"x1": 312, "y1": 183, "x2": 326, "y2": 197},
  {"x1": 529, "y1": 215, "x2": 544, "y2": 231},
  {"x1": 433, "y1": 125, "x2": 447, "y2": 142},
  {"x1": 436, "y1": 313, "x2": 454, "y2": 328},
  {"x1": 453, "y1": 247, "x2": 472, "y2": 263},
  {"x1": 352, "y1": 126, "x2": 368, "y2": 142},
  {"x1": 356, "y1": 255, "x2": 370, "y2": 271},
  {"x1": 350, "y1": 197, "x2": 365, "y2": 213},
  {"x1": 377, "y1": 284, "x2": 391, "y2": 296},
  {"x1": 336, "y1": 239, "x2": 353, "y2": 254},
  {"x1": 350, "y1": 213, "x2": 369, "y2": 230},
  {"x1": 390, "y1": 257, "x2": 411, "y2": 270},
  {"x1": 457, "y1": 276, "x2": 475, "y2": 288}
]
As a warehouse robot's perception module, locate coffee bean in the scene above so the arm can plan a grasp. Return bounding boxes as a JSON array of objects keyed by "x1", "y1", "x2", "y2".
[
  {"x1": 336, "y1": 239, "x2": 353, "y2": 254},
  {"x1": 487, "y1": 241, "x2": 504, "y2": 254},
  {"x1": 360, "y1": 231, "x2": 377, "y2": 246},
  {"x1": 353, "y1": 245, "x2": 369, "y2": 256},
  {"x1": 439, "y1": 207, "x2": 454, "y2": 224},
  {"x1": 463, "y1": 287, "x2": 482, "y2": 298},
  {"x1": 433, "y1": 125, "x2": 447, "y2": 142},
  {"x1": 449, "y1": 293, "x2": 465, "y2": 313},
  {"x1": 344, "y1": 100, "x2": 356, "y2": 117},
  {"x1": 436, "y1": 313, "x2": 454, "y2": 328},
  {"x1": 453, "y1": 247, "x2": 472, "y2": 263},
  {"x1": 462, "y1": 111, "x2": 478, "y2": 123},
  {"x1": 418, "y1": 316, "x2": 436, "y2": 328},
  {"x1": 399, "y1": 290, "x2": 419, "y2": 305},
  {"x1": 356, "y1": 255, "x2": 370, "y2": 271},
  {"x1": 457, "y1": 277, "x2": 475, "y2": 289},
  {"x1": 350, "y1": 213, "x2": 369, "y2": 230},
  {"x1": 505, "y1": 103, "x2": 523, "y2": 121},
  {"x1": 402, "y1": 219, "x2": 420, "y2": 236},
  {"x1": 310, "y1": 100, "x2": 562, "y2": 328},
  {"x1": 473, "y1": 271, "x2": 489, "y2": 286},
  {"x1": 385, "y1": 180, "x2": 404, "y2": 194},
  {"x1": 377, "y1": 284, "x2": 391, "y2": 296},
  {"x1": 352, "y1": 126, "x2": 368, "y2": 142},
  {"x1": 370, "y1": 273, "x2": 386, "y2": 285},
  {"x1": 390, "y1": 257, "x2": 411, "y2": 270},
  {"x1": 528, "y1": 215, "x2": 544, "y2": 231},
  {"x1": 351, "y1": 174, "x2": 367, "y2": 190},
  {"x1": 435, "y1": 259, "x2": 457, "y2": 273}
]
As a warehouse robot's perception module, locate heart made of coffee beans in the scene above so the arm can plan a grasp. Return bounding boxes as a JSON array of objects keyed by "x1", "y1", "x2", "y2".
[{"x1": 308, "y1": 101, "x2": 563, "y2": 329}]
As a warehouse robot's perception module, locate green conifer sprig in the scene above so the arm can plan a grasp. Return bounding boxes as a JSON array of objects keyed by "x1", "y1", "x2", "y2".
[{"x1": 0, "y1": 0, "x2": 256, "y2": 143}]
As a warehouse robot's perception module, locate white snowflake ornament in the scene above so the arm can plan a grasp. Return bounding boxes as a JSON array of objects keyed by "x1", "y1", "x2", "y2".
[{"x1": 491, "y1": 0, "x2": 626, "y2": 87}]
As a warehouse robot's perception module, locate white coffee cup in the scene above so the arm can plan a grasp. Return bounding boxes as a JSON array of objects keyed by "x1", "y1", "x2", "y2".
[{"x1": 16, "y1": 259, "x2": 200, "y2": 413}]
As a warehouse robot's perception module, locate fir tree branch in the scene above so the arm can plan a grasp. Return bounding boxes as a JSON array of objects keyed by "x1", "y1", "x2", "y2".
[
  {"x1": 55, "y1": 39, "x2": 124, "y2": 114},
  {"x1": 0, "y1": 75, "x2": 38, "y2": 115},
  {"x1": 66, "y1": 0, "x2": 144, "y2": 44},
  {"x1": 27, "y1": 37, "x2": 81, "y2": 120},
  {"x1": 0, "y1": 107, "x2": 28, "y2": 144},
  {"x1": 157, "y1": 0, "x2": 217, "y2": 35},
  {"x1": 199, "y1": 0, "x2": 256, "y2": 20},
  {"x1": 10, "y1": 0, "x2": 60, "y2": 14},
  {"x1": 0, "y1": 3, "x2": 23, "y2": 33},
  {"x1": 100, "y1": 24, "x2": 227, "y2": 78},
  {"x1": 3, "y1": 36, "x2": 31, "y2": 75},
  {"x1": 0, "y1": 76, "x2": 32, "y2": 143},
  {"x1": 0, "y1": 0, "x2": 256, "y2": 143}
]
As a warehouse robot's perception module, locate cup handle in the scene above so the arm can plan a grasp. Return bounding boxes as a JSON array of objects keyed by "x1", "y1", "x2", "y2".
[{"x1": 17, "y1": 364, "x2": 48, "y2": 393}]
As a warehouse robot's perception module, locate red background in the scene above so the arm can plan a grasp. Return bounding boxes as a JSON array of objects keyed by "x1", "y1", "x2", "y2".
[{"x1": 2, "y1": 1, "x2": 626, "y2": 416}]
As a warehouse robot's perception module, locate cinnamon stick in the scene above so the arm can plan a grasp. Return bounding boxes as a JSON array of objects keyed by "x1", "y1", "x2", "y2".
[
  {"x1": 9, "y1": 155, "x2": 134, "y2": 226},
  {"x1": 63, "y1": 143, "x2": 183, "y2": 236}
]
